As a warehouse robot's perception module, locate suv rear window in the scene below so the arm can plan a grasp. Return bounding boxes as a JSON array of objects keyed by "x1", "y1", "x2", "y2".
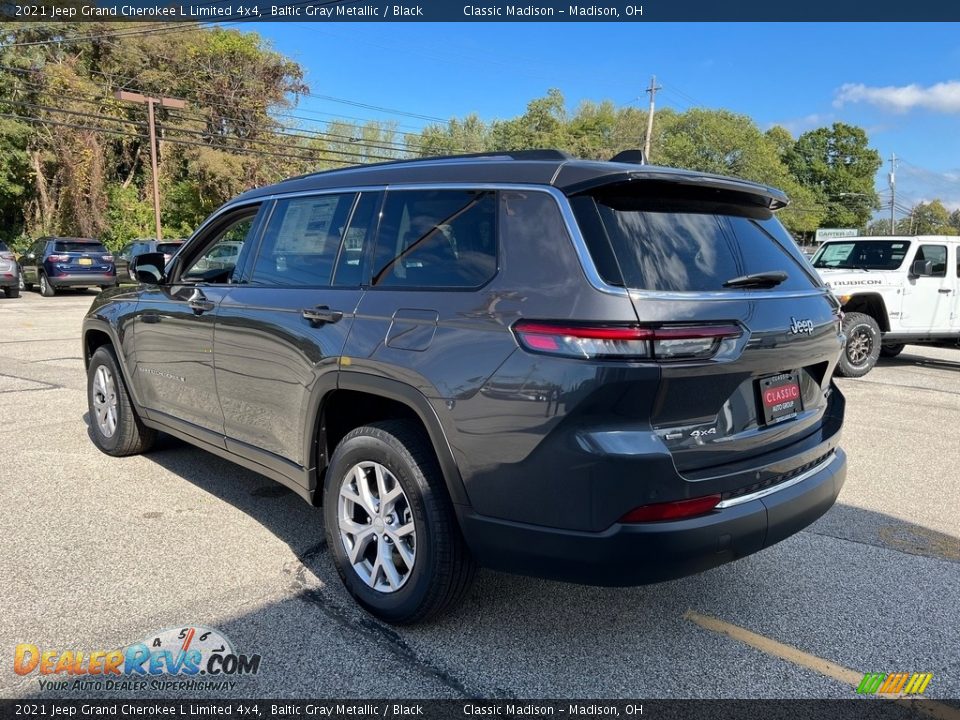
[
  {"x1": 55, "y1": 240, "x2": 107, "y2": 253},
  {"x1": 0, "y1": 241, "x2": 9, "y2": 252},
  {"x1": 572, "y1": 187, "x2": 817, "y2": 292}
]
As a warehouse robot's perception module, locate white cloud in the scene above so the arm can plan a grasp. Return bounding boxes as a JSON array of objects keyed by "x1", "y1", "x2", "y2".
[{"x1": 835, "y1": 81, "x2": 960, "y2": 113}]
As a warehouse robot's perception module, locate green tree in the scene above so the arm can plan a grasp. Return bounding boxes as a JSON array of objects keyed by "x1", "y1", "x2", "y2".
[
  {"x1": 896, "y1": 200, "x2": 958, "y2": 235},
  {"x1": 785, "y1": 123, "x2": 882, "y2": 229}
]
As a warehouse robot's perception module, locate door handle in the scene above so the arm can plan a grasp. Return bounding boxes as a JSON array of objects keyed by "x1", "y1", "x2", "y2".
[
  {"x1": 302, "y1": 305, "x2": 343, "y2": 326},
  {"x1": 187, "y1": 290, "x2": 215, "y2": 315},
  {"x1": 938, "y1": 288, "x2": 953, "y2": 294}
]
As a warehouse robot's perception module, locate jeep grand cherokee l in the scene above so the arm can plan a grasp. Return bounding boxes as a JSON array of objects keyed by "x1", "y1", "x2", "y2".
[{"x1": 83, "y1": 151, "x2": 847, "y2": 623}]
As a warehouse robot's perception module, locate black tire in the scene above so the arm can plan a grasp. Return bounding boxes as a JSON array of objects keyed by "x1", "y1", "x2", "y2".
[
  {"x1": 38, "y1": 272, "x2": 55, "y2": 297},
  {"x1": 4, "y1": 285, "x2": 18, "y2": 299},
  {"x1": 87, "y1": 345, "x2": 157, "y2": 456},
  {"x1": 836, "y1": 312, "x2": 881, "y2": 378},
  {"x1": 880, "y1": 343, "x2": 905, "y2": 358},
  {"x1": 323, "y1": 419, "x2": 476, "y2": 624}
]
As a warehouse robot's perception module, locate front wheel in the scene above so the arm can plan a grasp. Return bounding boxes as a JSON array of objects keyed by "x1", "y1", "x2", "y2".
[
  {"x1": 38, "y1": 273, "x2": 55, "y2": 297},
  {"x1": 323, "y1": 420, "x2": 476, "y2": 624},
  {"x1": 87, "y1": 346, "x2": 157, "y2": 456},
  {"x1": 836, "y1": 312, "x2": 881, "y2": 378},
  {"x1": 880, "y1": 343, "x2": 905, "y2": 358}
]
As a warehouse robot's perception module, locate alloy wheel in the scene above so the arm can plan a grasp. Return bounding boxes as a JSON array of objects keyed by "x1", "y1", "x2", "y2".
[
  {"x1": 92, "y1": 365, "x2": 118, "y2": 438},
  {"x1": 847, "y1": 327, "x2": 873, "y2": 365},
  {"x1": 337, "y1": 461, "x2": 416, "y2": 593}
]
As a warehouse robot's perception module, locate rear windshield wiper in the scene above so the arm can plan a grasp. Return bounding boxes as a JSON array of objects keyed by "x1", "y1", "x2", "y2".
[{"x1": 722, "y1": 271, "x2": 788, "y2": 289}]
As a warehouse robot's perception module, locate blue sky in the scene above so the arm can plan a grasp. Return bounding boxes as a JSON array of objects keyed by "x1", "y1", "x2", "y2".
[{"x1": 255, "y1": 22, "x2": 960, "y2": 210}]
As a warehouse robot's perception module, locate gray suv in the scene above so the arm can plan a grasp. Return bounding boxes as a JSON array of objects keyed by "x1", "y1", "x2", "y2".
[{"x1": 83, "y1": 151, "x2": 847, "y2": 623}]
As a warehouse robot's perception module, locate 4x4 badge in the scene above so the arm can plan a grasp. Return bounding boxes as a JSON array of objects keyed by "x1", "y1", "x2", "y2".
[{"x1": 790, "y1": 317, "x2": 815, "y2": 335}]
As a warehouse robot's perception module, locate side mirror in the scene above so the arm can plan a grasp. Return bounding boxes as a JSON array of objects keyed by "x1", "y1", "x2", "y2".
[
  {"x1": 133, "y1": 252, "x2": 166, "y2": 285},
  {"x1": 910, "y1": 259, "x2": 933, "y2": 278}
]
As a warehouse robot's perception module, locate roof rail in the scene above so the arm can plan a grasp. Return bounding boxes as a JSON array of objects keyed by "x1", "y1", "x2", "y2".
[{"x1": 289, "y1": 149, "x2": 574, "y2": 183}]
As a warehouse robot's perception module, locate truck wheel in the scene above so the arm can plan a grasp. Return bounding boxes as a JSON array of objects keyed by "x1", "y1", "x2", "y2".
[
  {"x1": 323, "y1": 419, "x2": 476, "y2": 624},
  {"x1": 39, "y1": 273, "x2": 55, "y2": 297},
  {"x1": 87, "y1": 345, "x2": 157, "y2": 456},
  {"x1": 880, "y1": 343, "x2": 905, "y2": 358},
  {"x1": 836, "y1": 312, "x2": 881, "y2": 378}
]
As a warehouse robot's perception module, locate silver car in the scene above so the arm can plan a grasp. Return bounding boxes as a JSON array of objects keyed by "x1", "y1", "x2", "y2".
[{"x1": 0, "y1": 241, "x2": 20, "y2": 298}]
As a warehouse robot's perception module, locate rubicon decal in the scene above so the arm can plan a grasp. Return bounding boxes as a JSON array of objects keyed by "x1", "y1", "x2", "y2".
[{"x1": 14, "y1": 626, "x2": 260, "y2": 691}]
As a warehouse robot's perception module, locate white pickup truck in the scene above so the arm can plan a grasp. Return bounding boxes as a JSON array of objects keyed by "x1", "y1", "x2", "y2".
[{"x1": 812, "y1": 236, "x2": 960, "y2": 376}]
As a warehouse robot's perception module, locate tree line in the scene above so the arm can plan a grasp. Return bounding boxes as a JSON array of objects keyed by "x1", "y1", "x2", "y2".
[{"x1": 0, "y1": 22, "x2": 951, "y2": 252}]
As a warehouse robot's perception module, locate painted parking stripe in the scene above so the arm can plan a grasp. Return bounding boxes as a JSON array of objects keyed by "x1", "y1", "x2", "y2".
[{"x1": 683, "y1": 610, "x2": 960, "y2": 720}]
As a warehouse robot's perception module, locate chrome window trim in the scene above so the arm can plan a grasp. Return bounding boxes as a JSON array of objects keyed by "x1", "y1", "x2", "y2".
[
  {"x1": 714, "y1": 451, "x2": 836, "y2": 509},
  {"x1": 192, "y1": 182, "x2": 832, "y2": 302}
]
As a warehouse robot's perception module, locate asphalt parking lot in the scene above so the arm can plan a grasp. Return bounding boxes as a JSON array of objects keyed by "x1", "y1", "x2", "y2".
[{"x1": 1, "y1": 289, "x2": 958, "y2": 701}]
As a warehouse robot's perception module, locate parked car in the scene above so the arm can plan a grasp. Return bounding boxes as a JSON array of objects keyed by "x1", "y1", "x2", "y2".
[
  {"x1": 83, "y1": 150, "x2": 847, "y2": 623},
  {"x1": 115, "y1": 239, "x2": 185, "y2": 282},
  {"x1": 812, "y1": 236, "x2": 960, "y2": 376},
  {"x1": 20, "y1": 237, "x2": 116, "y2": 296},
  {"x1": 0, "y1": 241, "x2": 20, "y2": 298}
]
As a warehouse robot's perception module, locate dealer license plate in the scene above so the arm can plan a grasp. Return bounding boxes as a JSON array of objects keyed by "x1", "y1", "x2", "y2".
[{"x1": 759, "y1": 372, "x2": 803, "y2": 425}]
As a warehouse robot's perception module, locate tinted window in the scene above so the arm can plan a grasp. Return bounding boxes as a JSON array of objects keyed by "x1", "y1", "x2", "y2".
[
  {"x1": 251, "y1": 194, "x2": 355, "y2": 287},
  {"x1": 333, "y1": 192, "x2": 380, "y2": 287},
  {"x1": 915, "y1": 245, "x2": 947, "y2": 277},
  {"x1": 156, "y1": 242, "x2": 183, "y2": 255},
  {"x1": 371, "y1": 190, "x2": 497, "y2": 288},
  {"x1": 576, "y1": 191, "x2": 815, "y2": 292},
  {"x1": 55, "y1": 241, "x2": 107, "y2": 253},
  {"x1": 812, "y1": 240, "x2": 911, "y2": 271},
  {"x1": 182, "y1": 215, "x2": 256, "y2": 282},
  {"x1": 0, "y1": 241, "x2": 8, "y2": 252}
]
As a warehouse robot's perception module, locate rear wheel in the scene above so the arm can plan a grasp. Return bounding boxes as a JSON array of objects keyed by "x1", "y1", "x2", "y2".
[
  {"x1": 38, "y1": 273, "x2": 55, "y2": 297},
  {"x1": 87, "y1": 345, "x2": 157, "y2": 456},
  {"x1": 880, "y1": 343, "x2": 905, "y2": 358},
  {"x1": 836, "y1": 312, "x2": 881, "y2": 378},
  {"x1": 323, "y1": 420, "x2": 476, "y2": 624},
  {"x1": 3, "y1": 285, "x2": 18, "y2": 299}
]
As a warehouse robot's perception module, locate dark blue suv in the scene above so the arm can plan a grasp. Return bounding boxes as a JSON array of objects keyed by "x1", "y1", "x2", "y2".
[
  {"x1": 20, "y1": 237, "x2": 117, "y2": 296},
  {"x1": 83, "y1": 151, "x2": 847, "y2": 623}
]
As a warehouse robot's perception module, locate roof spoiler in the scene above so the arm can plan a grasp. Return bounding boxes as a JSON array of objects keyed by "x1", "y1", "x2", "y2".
[{"x1": 609, "y1": 149, "x2": 645, "y2": 165}]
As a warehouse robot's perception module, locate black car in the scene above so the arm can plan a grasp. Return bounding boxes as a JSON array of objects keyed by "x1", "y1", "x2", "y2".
[
  {"x1": 115, "y1": 239, "x2": 185, "y2": 282},
  {"x1": 20, "y1": 237, "x2": 116, "y2": 296},
  {"x1": 83, "y1": 151, "x2": 847, "y2": 623}
]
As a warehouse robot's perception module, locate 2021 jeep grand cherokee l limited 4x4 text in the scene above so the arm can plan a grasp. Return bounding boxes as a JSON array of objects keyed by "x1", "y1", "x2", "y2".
[{"x1": 83, "y1": 151, "x2": 847, "y2": 623}]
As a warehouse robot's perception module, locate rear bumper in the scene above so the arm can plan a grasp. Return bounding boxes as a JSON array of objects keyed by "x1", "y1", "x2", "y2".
[
  {"x1": 48, "y1": 273, "x2": 116, "y2": 287},
  {"x1": 459, "y1": 448, "x2": 846, "y2": 586}
]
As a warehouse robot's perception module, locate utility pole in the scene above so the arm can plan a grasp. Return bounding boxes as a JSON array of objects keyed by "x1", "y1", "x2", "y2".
[
  {"x1": 115, "y1": 91, "x2": 186, "y2": 241},
  {"x1": 888, "y1": 152, "x2": 897, "y2": 235},
  {"x1": 643, "y1": 75, "x2": 661, "y2": 162}
]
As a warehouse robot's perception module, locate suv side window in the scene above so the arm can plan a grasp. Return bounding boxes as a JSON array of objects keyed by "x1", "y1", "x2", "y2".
[
  {"x1": 371, "y1": 189, "x2": 497, "y2": 288},
  {"x1": 251, "y1": 194, "x2": 356, "y2": 287},
  {"x1": 333, "y1": 191, "x2": 381, "y2": 287},
  {"x1": 181, "y1": 211, "x2": 260, "y2": 283},
  {"x1": 915, "y1": 245, "x2": 947, "y2": 277}
]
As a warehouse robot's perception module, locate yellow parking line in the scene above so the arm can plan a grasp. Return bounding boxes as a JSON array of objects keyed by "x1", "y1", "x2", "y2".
[{"x1": 683, "y1": 610, "x2": 960, "y2": 720}]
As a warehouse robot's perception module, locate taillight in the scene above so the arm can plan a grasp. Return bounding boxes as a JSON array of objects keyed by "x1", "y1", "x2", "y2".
[
  {"x1": 46, "y1": 254, "x2": 70, "y2": 263},
  {"x1": 512, "y1": 321, "x2": 742, "y2": 361},
  {"x1": 102, "y1": 254, "x2": 114, "y2": 262},
  {"x1": 620, "y1": 494, "x2": 722, "y2": 523}
]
